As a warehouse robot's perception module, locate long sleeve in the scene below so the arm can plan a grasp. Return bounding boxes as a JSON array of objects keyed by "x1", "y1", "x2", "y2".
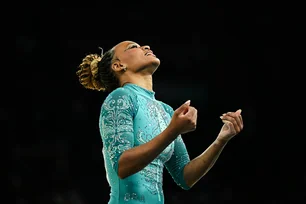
[
  {"x1": 165, "y1": 135, "x2": 191, "y2": 190},
  {"x1": 99, "y1": 88, "x2": 137, "y2": 174},
  {"x1": 161, "y1": 102, "x2": 191, "y2": 190}
]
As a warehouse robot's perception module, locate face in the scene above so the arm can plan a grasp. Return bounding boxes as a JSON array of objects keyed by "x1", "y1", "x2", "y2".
[{"x1": 111, "y1": 41, "x2": 160, "y2": 74}]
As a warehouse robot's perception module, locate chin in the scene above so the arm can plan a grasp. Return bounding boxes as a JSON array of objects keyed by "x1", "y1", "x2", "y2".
[
  {"x1": 151, "y1": 59, "x2": 160, "y2": 72},
  {"x1": 151, "y1": 57, "x2": 160, "y2": 67},
  {"x1": 139, "y1": 58, "x2": 160, "y2": 74},
  {"x1": 142, "y1": 64, "x2": 159, "y2": 75}
]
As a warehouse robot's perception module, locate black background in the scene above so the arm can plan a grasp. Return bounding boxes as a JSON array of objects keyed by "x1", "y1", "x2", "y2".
[{"x1": 12, "y1": 2, "x2": 304, "y2": 204}]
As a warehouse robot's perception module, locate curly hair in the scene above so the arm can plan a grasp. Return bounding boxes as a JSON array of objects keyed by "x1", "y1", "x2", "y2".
[{"x1": 76, "y1": 48, "x2": 120, "y2": 92}]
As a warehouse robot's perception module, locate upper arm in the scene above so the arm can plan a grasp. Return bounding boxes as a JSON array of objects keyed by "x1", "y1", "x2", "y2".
[
  {"x1": 160, "y1": 102, "x2": 191, "y2": 189},
  {"x1": 99, "y1": 88, "x2": 137, "y2": 173},
  {"x1": 165, "y1": 136, "x2": 191, "y2": 190}
]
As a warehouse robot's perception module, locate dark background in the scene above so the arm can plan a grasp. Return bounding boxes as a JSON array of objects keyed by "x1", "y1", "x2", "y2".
[{"x1": 12, "y1": 2, "x2": 304, "y2": 204}]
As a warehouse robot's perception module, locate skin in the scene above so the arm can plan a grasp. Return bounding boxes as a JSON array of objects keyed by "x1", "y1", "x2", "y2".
[
  {"x1": 109, "y1": 40, "x2": 244, "y2": 188},
  {"x1": 111, "y1": 40, "x2": 160, "y2": 91}
]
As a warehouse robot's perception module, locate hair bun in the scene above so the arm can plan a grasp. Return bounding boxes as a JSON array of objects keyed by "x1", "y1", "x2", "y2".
[{"x1": 76, "y1": 54, "x2": 104, "y2": 91}]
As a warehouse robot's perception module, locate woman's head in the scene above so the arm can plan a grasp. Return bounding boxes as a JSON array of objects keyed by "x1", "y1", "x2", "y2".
[{"x1": 76, "y1": 40, "x2": 160, "y2": 92}]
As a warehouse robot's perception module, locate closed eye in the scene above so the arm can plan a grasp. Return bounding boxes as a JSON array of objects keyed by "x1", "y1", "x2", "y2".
[{"x1": 129, "y1": 44, "x2": 139, "y2": 49}]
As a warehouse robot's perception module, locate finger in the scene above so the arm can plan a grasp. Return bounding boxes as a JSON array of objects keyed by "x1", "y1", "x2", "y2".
[
  {"x1": 225, "y1": 121, "x2": 234, "y2": 130},
  {"x1": 222, "y1": 112, "x2": 239, "y2": 124},
  {"x1": 239, "y1": 114, "x2": 243, "y2": 129},
  {"x1": 193, "y1": 109, "x2": 198, "y2": 124},
  {"x1": 225, "y1": 111, "x2": 240, "y2": 117},
  {"x1": 177, "y1": 100, "x2": 190, "y2": 115},
  {"x1": 235, "y1": 109, "x2": 243, "y2": 126},
  {"x1": 186, "y1": 106, "x2": 197, "y2": 117},
  {"x1": 223, "y1": 111, "x2": 243, "y2": 131},
  {"x1": 225, "y1": 109, "x2": 241, "y2": 116},
  {"x1": 220, "y1": 114, "x2": 240, "y2": 133},
  {"x1": 221, "y1": 120, "x2": 236, "y2": 134},
  {"x1": 192, "y1": 107, "x2": 198, "y2": 118},
  {"x1": 182, "y1": 105, "x2": 189, "y2": 115},
  {"x1": 235, "y1": 109, "x2": 243, "y2": 130},
  {"x1": 186, "y1": 107, "x2": 198, "y2": 127}
]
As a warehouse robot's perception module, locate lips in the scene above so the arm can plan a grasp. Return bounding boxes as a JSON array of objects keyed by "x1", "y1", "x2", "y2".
[{"x1": 145, "y1": 52, "x2": 155, "y2": 57}]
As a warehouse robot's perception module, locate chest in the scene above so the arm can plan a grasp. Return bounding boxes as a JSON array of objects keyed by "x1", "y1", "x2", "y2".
[{"x1": 133, "y1": 97, "x2": 174, "y2": 162}]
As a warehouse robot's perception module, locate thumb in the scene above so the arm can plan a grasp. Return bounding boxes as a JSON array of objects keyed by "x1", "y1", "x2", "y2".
[{"x1": 176, "y1": 100, "x2": 190, "y2": 114}]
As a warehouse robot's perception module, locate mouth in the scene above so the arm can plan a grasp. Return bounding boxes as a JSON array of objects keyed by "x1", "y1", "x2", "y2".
[{"x1": 145, "y1": 52, "x2": 156, "y2": 57}]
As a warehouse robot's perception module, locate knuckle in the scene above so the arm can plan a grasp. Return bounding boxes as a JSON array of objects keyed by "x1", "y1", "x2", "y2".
[{"x1": 191, "y1": 121, "x2": 196, "y2": 126}]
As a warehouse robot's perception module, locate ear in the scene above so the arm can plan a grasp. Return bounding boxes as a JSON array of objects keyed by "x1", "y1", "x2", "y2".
[{"x1": 112, "y1": 61, "x2": 126, "y2": 73}]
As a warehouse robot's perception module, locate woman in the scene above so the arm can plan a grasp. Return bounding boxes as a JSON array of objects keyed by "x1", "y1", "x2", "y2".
[{"x1": 76, "y1": 40, "x2": 243, "y2": 204}]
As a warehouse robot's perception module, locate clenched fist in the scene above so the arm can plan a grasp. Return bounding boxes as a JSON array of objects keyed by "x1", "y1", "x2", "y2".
[
  {"x1": 169, "y1": 100, "x2": 198, "y2": 135},
  {"x1": 217, "y1": 109, "x2": 244, "y2": 142}
]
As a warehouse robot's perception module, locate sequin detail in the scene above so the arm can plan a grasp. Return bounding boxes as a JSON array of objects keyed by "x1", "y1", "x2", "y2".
[
  {"x1": 124, "y1": 193, "x2": 145, "y2": 202},
  {"x1": 101, "y1": 94, "x2": 134, "y2": 169},
  {"x1": 99, "y1": 84, "x2": 191, "y2": 203},
  {"x1": 136, "y1": 98, "x2": 174, "y2": 199}
]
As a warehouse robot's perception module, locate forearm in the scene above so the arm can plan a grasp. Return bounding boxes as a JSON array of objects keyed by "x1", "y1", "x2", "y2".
[
  {"x1": 183, "y1": 138, "x2": 228, "y2": 187},
  {"x1": 118, "y1": 126, "x2": 178, "y2": 179}
]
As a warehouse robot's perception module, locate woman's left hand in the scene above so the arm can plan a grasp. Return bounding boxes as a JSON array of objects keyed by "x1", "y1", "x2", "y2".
[{"x1": 217, "y1": 109, "x2": 244, "y2": 142}]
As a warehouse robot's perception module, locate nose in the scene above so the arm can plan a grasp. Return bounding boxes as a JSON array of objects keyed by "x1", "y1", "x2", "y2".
[{"x1": 141, "y1": 45, "x2": 150, "y2": 50}]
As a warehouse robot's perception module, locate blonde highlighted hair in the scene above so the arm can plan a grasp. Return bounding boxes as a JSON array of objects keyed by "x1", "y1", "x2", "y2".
[{"x1": 76, "y1": 48, "x2": 119, "y2": 92}]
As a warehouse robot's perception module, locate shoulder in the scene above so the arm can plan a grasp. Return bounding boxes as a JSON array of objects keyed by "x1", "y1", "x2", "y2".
[
  {"x1": 105, "y1": 87, "x2": 137, "y2": 102},
  {"x1": 101, "y1": 87, "x2": 138, "y2": 114}
]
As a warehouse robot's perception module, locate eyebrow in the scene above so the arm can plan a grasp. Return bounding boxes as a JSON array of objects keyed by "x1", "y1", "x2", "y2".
[{"x1": 124, "y1": 42, "x2": 138, "y2": 51}]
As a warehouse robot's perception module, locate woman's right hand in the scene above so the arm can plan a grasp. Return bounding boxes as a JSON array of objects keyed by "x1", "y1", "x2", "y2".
[{"x1": 169, "y1": 100, "x2": 198, "y2": 135}]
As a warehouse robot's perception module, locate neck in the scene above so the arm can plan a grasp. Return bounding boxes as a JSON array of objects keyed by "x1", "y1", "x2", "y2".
[{"x1": 121, "y1": 74, "x2": 153, "y2": 91}]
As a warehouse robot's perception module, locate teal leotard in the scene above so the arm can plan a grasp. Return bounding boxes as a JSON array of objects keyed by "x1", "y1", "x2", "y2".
[{"x1": 99, "y1": 83, "x2": 190, "y2": 204}]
